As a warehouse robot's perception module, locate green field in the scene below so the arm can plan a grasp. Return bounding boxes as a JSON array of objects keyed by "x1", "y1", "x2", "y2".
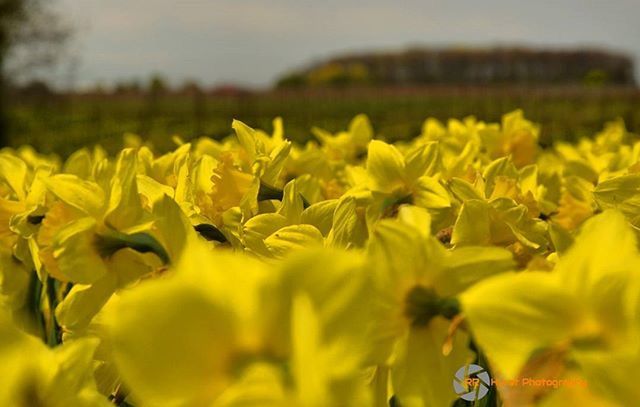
[{"x1": 7, "y1": 86, "x2": 640, "y2": 157}]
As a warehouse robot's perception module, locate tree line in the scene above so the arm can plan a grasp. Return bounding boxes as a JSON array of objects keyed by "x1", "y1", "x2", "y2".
[{"x1": 277, "y1": 47, "x2": 636, "y2": 88}]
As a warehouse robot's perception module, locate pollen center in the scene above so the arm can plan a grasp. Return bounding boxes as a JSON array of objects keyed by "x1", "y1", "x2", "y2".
[{"x1": 404, "y1": 285, "x2": 440, "y2": 327}]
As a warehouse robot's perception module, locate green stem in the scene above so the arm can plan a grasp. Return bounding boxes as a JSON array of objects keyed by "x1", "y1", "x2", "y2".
[
  {"x1": 194, "y1": 223, "x2": 228, "y2": 242},
  {"x1": 470, "y1": 338, "x2": 499, "y2": 407},
  {"x1": 26, "y1": 271, "x2": 46, "y2": 342},
  {"x1": 45, "y1": 276, "x2": 61, "y2": 347},
  {"x1": 258, "y1": 181, "x2": 311, "y2": 208},
  {"x1": 94, "y1": 231, "x2": 170, "y2": 265},
  {"x1": 109, "y1": 383, "x2": 131, "y2": 406}
]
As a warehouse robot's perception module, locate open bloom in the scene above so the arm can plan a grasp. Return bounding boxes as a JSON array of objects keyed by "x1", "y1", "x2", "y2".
[
  {"x1": 460, "y1": 210, "x2": 640, "y2": 405},
  {"x1": 366, "y1": 206, "x2": 514, "y2": 406}
]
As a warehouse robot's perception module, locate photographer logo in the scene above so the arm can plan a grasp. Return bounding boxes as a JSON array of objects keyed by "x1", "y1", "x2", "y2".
[{"x1": 453, "y1": 364, "x2": 491, "y2": 401}]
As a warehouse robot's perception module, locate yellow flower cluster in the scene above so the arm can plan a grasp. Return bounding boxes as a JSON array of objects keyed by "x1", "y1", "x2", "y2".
[{"x1": 1, "y1": 111, "x2": 639, "y2": 406}]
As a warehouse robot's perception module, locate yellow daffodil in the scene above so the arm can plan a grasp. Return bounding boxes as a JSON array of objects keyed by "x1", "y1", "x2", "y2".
[
  {"x1": 0, "y1": 310, "x2": 109, "y2": 406},
  {"x1": 1, "y1": 112, "x2": 639, "y2": 406},
  {"x1": 105, "y1": 242, "x2": 373, "y2": 406},
  {"x1": 461, "y1": 210, "x2": 640, "y2": 405},
  {"x1": 366, "y1": 206, "x2": 514, "y2": 406}
]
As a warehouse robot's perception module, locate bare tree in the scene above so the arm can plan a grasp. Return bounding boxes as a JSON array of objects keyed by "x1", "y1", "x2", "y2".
[{"x1": 0, "y1": 0, "x2": 71, "y2": 146}]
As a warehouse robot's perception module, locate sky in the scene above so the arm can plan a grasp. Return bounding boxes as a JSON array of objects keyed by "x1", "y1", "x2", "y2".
[{"x1": 55, "y1": 0, "x2": 640, "y2": 89}]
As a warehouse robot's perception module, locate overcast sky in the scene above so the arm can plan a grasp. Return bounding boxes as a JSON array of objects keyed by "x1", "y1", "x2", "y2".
[{"x1": 56, "y1": 0, "x2": 640, "y2": 88}]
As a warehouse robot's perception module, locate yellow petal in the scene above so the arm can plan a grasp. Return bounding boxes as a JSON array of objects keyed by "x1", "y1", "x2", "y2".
[
  {"x1": 106, "y1": 277, "x2": 237, "y2": 405},
  {"x1": 367, "y1": 140, "x2": 406, "y2": 193}
]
